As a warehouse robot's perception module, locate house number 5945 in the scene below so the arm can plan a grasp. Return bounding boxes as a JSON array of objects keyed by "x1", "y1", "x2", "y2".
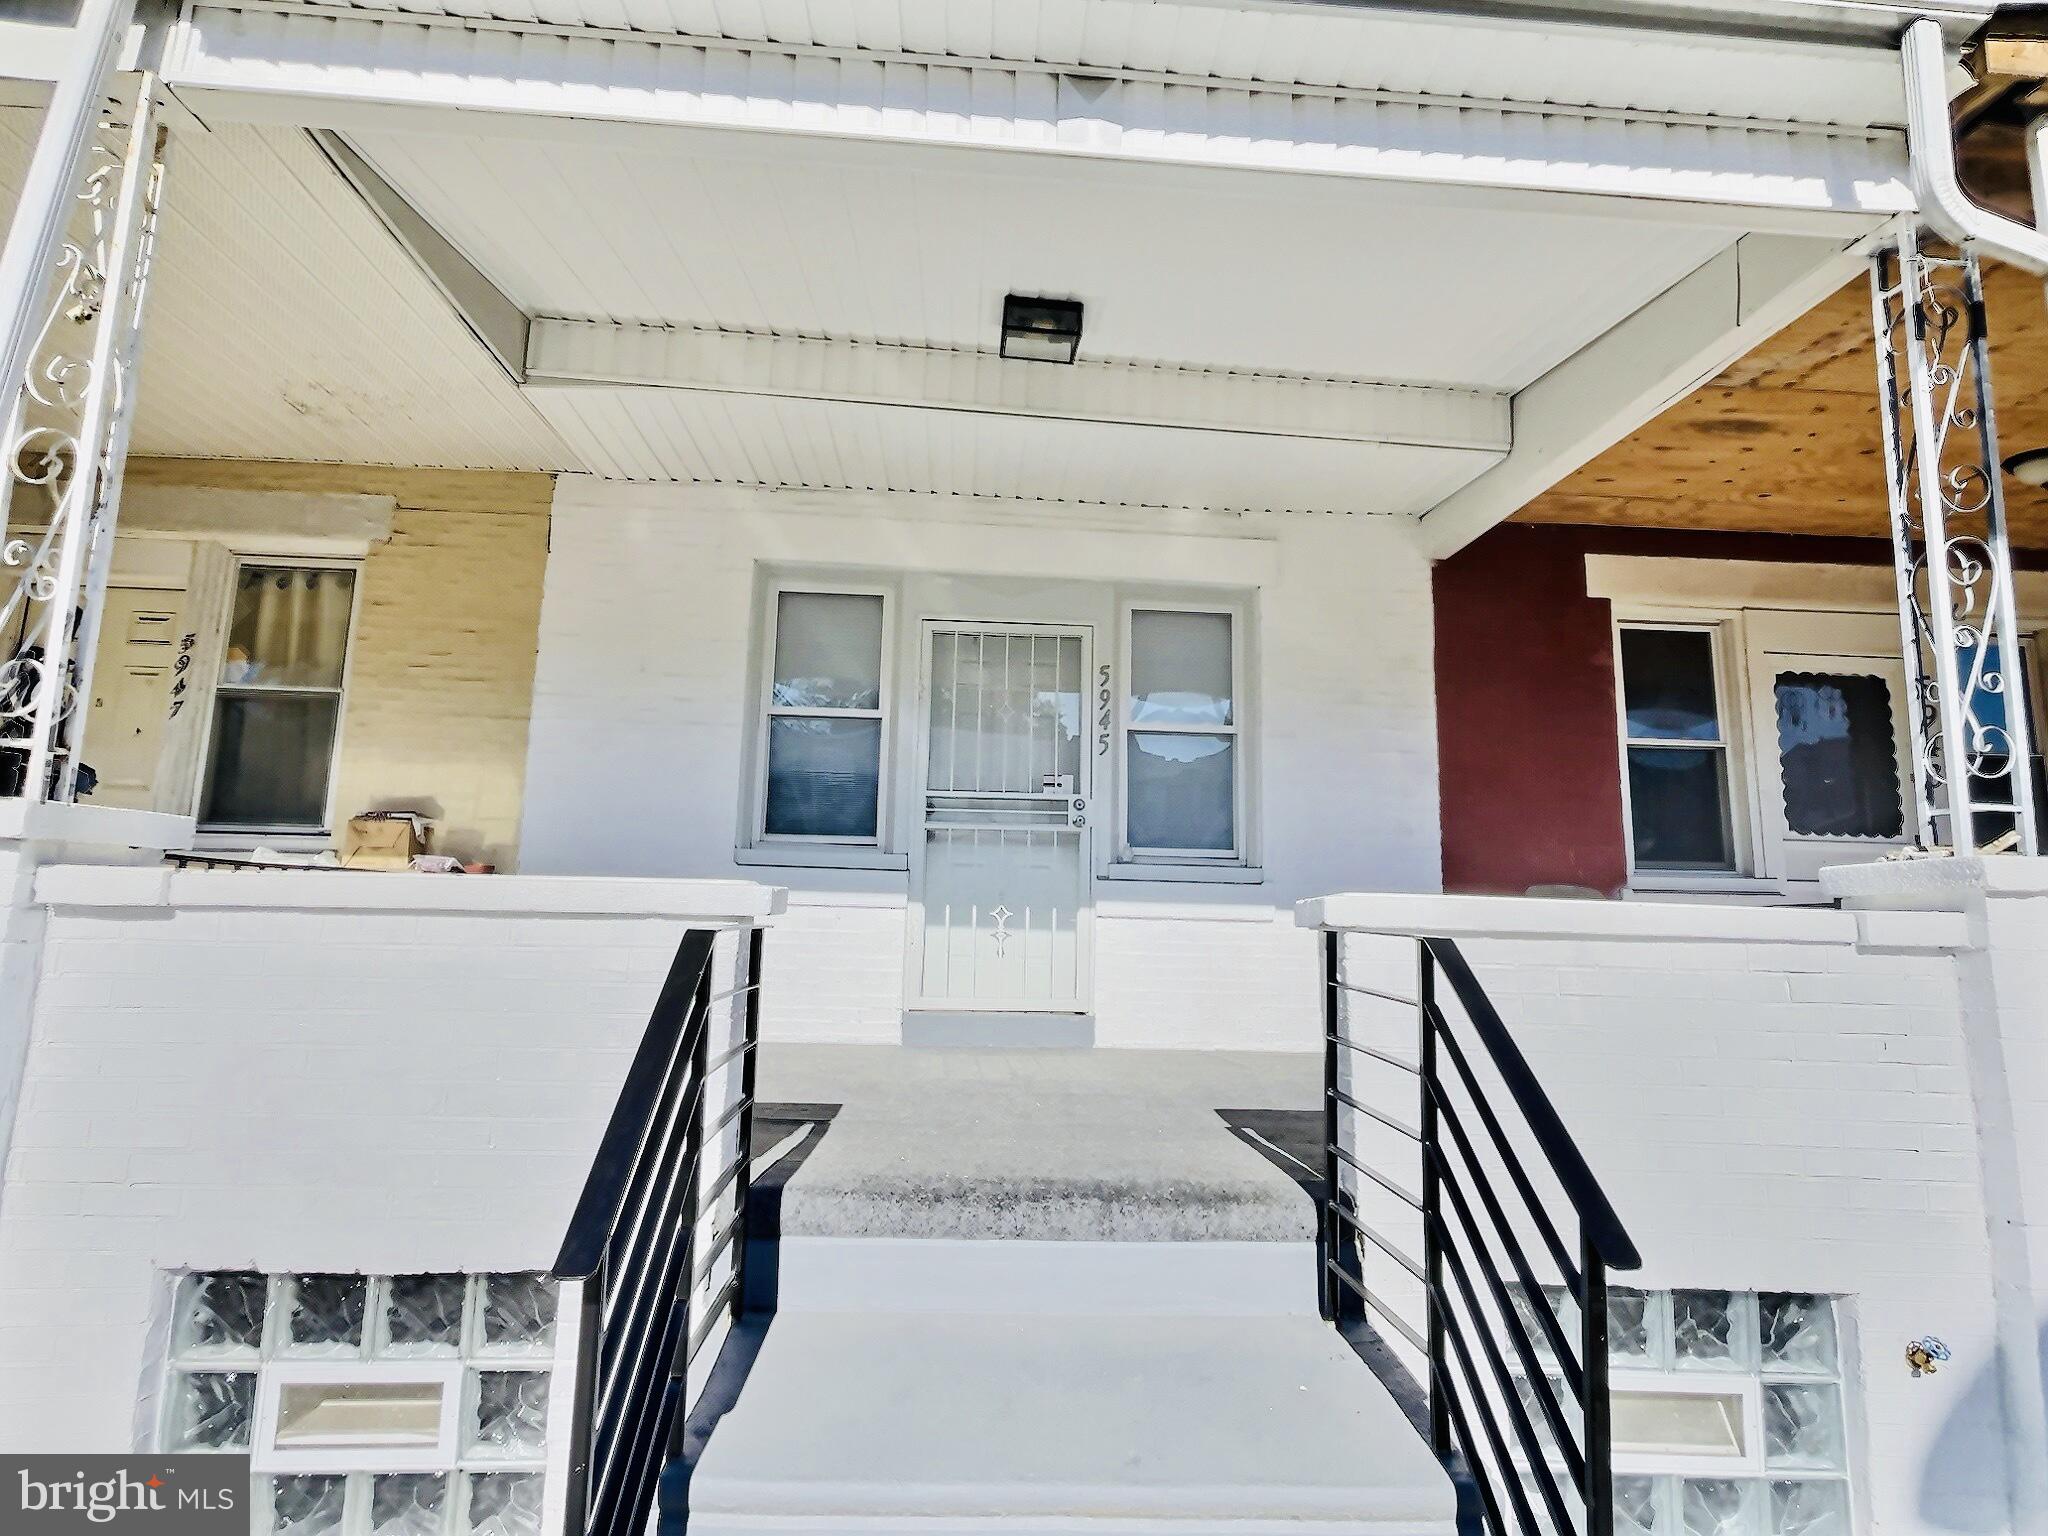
[{"x1": 1096, "y1": 664, "x2": 1112, "y2": 756}]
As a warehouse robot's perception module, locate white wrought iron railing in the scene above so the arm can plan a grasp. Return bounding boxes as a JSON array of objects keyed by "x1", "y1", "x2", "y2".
[{"x1": 0, "y1": 68, "x2": 167, "y2": 804}]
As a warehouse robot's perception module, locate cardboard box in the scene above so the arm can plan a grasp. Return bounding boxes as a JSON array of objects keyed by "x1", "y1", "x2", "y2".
[{"x1": 342, "y1": 813, "x2": 428, "y2": 870}]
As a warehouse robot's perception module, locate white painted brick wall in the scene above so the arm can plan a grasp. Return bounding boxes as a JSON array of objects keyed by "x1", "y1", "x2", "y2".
[
  {"x1": 0, "y1": 874, "x2": 2030, "y2": 1536},
  {"x1": 0, "y1": 897, "x2": 736, "y2": 1453},
  {"x1": 521, "y1": 481, "x2": 1440, "y2": 1049},
  {"x1": 1328, "y1": 923, "x2": 2010, "y2": 1536}
]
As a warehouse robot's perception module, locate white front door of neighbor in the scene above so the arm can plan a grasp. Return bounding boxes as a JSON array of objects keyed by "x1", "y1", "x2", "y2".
[
  {"x1": 910, "y1": 622, "x2": 1093, "y2": 1012},
  {"x1": 84, "y1": 587, "x2": 182, "y2": 810},
  {"x1": 1746, "y1": 615, "x2": 1916, "y2": 882}
]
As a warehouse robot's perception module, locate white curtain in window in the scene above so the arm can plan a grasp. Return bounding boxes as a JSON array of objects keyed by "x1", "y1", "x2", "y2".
[{"x1": 228, "y1": 568, "x2": 354, "y2": 688}]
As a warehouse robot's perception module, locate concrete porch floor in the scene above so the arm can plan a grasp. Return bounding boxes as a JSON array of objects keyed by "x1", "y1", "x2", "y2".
[{"x1": 750, "y1": 1045, "x2": 1322, "y2": 1243}]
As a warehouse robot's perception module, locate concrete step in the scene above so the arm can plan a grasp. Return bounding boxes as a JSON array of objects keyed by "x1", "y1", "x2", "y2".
[
  {"x1": 767, "y1": 1235, "x2": 1319, "y2": 1317},
  {"x1": 685, "y1": 1309, "x2": 1456, "y2": 1536}
]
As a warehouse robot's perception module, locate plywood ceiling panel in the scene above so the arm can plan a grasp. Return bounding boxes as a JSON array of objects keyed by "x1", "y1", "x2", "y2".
[{"x1": 1516, "y1": 260, "x2": 2048, "y2": 548}]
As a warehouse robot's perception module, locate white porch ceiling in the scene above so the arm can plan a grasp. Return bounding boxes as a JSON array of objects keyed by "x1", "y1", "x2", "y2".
[
  {"x1": 524, "y1": 383, "x2": 1494, "y2": 511},
  {"x1": 349, "y1": 125, "x2": 1741, "y2": 392},
  {"x1": 9, "y1": 0, "x2": 1902, "y2": 518},
  {"x1": 0, "y1": 111, "x2": 570, "y2": 472}
]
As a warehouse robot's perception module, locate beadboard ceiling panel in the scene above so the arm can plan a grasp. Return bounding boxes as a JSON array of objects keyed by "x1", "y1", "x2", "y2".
[
  {"x1": 351, "y1": 125, "x2": 1739, "y2": 392},
  {"x1": 525, "y1": 382, "x2": 1502, "y2": 511},
  {"x1": 0, "y1": 111, "x2": 572, "y2": 471},
  {"x1": 231, "y1": 0, "x2": 1917, "y2": 127}
]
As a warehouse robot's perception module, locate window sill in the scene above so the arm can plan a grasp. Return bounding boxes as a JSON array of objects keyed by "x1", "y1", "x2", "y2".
[
  {"x1": 734, "y1": 844, "x2": 909, "y2": 873},
  {"x1": 1099, "y1": 863, "x2": 1265, "y2": 885},
  {"x1": 191, "y1": 830, "x2": 334, "y2": 855},
  {"x1": 1626, "y1": 873, "x2": 1807, "y2": 901}
]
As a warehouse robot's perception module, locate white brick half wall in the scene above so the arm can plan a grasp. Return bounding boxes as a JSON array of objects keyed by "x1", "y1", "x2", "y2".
[
  {"x1": 519, "y1": 481, "x2": 1442, "y2": 1049},
  {"x1": 1305, "y1": 892, "x2": 2017, "y2": 1536},
  {"x1": 0, "y1": 867, "x2": 774, "y2": 1454}
]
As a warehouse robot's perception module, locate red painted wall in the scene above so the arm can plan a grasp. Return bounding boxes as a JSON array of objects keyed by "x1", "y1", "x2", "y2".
[{"x1": 1432, "y1": 524, "x2": 1895, "y2": 896}]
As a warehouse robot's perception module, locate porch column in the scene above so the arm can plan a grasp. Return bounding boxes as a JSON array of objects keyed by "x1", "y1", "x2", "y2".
[
  {"x1": 0, "y1": 68, "x2": 185, "y2": 1227},
  {"x1": 1869, "y1": 234, "x2": 2039, "y2": 855},
  {"x1": 0, "y1": 0, "x2": 138, "y2": 421},
  {"x1": 0, "y1": 69, "x2": 169, "y2": 804},
  {"x1": 1826, "y1": 860, "x2": 2048, "y2": 1536}
]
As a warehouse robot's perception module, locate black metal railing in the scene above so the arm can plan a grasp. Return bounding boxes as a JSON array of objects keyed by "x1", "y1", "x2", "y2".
[
  {"x1": 554, "y1": 924, "x2": 766, "y2": 1536},
  {"x1": 1318, "y1": 931, "x2": 1641, "y2": 1536}
]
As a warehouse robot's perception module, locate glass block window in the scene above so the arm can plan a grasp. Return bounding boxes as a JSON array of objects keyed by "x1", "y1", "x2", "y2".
[
  {"x1": 1513, "y1": 1288, "x2": 1851, "y2": 1536},
  {"x1": 161, "y1": 1272, "x2": 557, "y2": 1536}
]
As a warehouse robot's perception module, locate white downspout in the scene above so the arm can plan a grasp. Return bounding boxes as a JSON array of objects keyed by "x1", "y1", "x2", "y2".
[{"x1": 1902, "y1": 15, "x2": 2048, "y2": 275}]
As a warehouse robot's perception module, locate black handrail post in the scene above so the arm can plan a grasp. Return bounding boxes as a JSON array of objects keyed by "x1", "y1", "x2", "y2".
[
  {"x1": 727, "y1": 926, "x2": 765, "y2": 1325},
  {"x1": 1417, "y1": 939, "x2": 1450, "y2": 1461},
  {"x1": 560, "y1": 1255, "x2": 604, "y2": 1536},
  {"x1": 1320, "y1": 928, "x2": 1342, "y2": 1323},
  {"x1": 1312, "y1": 927, "x2": 1641, "y2": 1536},
  {"x1": 1581, "y1": 1232, "x2": 1615, "y2": 1536},
  {"x1": 664, "y1": 954, "x2": 718, "y2": 1459}
]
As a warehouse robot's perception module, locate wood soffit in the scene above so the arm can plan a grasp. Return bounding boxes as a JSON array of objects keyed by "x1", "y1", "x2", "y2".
[{"x1": 1515, "y1": 128, "x2": 2048, "y2": 549}]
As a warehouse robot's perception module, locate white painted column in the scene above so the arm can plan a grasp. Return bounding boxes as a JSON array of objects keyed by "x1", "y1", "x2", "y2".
[{"x1": 1826, "y1": 857, "x2": 2048, "y2": 1536}]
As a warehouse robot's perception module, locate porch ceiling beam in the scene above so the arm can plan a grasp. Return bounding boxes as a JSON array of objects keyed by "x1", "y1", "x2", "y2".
[
  {"x1": 523, "y1": 319, "x2": 1512, "y2": 453},
  {"x1": 164, "y1": 3, "x2": 1911, "y2": 235},
  {"x1": 309, "y1": 129, "x2": 529, "y2": 382},
  {"x1": 1413, "y1": 229, "x2": 1883, "y2": 560}
]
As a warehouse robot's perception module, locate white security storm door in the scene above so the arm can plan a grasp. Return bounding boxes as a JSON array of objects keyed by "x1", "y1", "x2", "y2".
[
  {"x1": 1747, "y1": 646, "x2": 1914, "y2": 882},
  {"x1": 85, "y1": 588, "x2": 183, "y2": 810},
  {"x1": 913, "y1": 624, "x2": 1092, "y2": 1012}
]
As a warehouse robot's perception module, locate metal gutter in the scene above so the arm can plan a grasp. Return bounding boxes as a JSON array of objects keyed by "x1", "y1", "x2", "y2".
[{"x1": 1904, "y1": 13, "x2": 2048, "y2": 273}]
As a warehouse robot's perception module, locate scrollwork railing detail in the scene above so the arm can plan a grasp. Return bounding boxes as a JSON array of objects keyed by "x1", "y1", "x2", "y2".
[
  {"x1": 0, "y1": 76, "x2": 166, "y2": 803},
  {"x1": 1869, "y1": 234, "x2": 2037, "y2": 854}
]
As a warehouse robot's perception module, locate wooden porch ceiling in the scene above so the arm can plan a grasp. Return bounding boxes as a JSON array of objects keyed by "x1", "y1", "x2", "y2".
[{"x1": 1515, "y1": 120, "x2": 2048, "y2": 549}]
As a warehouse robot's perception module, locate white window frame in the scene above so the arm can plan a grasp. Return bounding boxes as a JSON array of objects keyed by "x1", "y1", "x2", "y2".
[
  {"x1": 252, "y1": 1359, "x2": 465, "y2": 1474},
  {"x1": 1114, "y1": 595, "x2": 1255, "y2": 872},
  {"x1": 742, "y1": 577, "x2": 895, "y2": 858},
  {"x1": 1612, "y1": 611, "x2": 1761, "y2": 888},
  {"x1": 191, "y1": 554, "x2": 362, "y2": 842},
  {"x1": 1608, "y1": 1371, "x2": 1767, "y2": 1478}
]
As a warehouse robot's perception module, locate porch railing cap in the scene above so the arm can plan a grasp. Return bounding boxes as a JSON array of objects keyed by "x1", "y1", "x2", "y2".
[
  {"x1": 34, "y1": 861, "x2": 787, "y2": 921},
  {"x1": 1297, "y1": 890, "x2": 1858, "y2": 946}
]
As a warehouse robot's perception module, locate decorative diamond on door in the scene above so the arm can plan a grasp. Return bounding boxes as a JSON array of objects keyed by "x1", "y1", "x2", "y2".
[{"x1": 916, "y1": 627, "x2": 1090, "y2": 1010}]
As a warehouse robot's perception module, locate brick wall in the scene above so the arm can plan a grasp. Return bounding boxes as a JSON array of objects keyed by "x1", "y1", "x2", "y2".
[
  {"x1": 121, "y1": 460, "x2": 553, "y2": 869},
  {"x1": 1324, "y1": 912, "x2": 2010, "y2": 1536},
  {"x1": 0, "y1": 881, "x2": 751, "y2": 1452},
  {"x1": 522, "y1": 480, "x2": 1441, "y2": 1048}
]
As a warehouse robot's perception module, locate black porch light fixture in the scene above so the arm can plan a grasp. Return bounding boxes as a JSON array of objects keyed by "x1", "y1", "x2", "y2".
[
  {"x1": 2004, "y1": 447, "x2": 2048, "y2": 488},
  {"x1": 1000, "y1": 295, "x2": 1083, "y2": 364}
]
